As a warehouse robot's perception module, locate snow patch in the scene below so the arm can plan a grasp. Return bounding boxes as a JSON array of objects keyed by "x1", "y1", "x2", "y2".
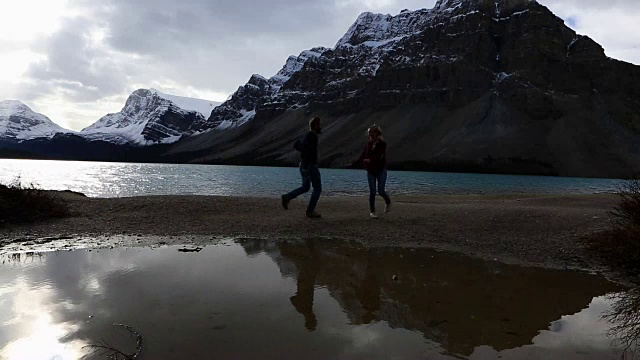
[
  {"x1": 150, "y1": 88, "x2": 220, "y2": 118},
  {"x1": 566, "y1": 36, "x2": 581, "y2": 57},
  {"x1": 493, "y1": 9, "x2": 530, "y2": 22},
  {"x1": 495, "y1": 72, "x2": 513, "y2": 83}
]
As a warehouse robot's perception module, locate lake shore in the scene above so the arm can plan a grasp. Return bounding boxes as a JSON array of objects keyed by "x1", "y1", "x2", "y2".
[{"x1": 0, "y1": 193, "x2": 618, "y2": 272}]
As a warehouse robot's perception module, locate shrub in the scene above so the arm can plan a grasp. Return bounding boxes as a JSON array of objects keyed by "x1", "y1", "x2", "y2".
[
  {"x1": 0, "y1": 178, "x2": 70, "y2": 225},
  {"x1": 589, "y1": 179, "x2": 640, "y2": 275}
]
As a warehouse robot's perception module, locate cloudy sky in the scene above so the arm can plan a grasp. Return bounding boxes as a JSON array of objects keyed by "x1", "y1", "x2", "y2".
[{"x1": 1, "y1": 0, "x2": 638, "y2": 130}]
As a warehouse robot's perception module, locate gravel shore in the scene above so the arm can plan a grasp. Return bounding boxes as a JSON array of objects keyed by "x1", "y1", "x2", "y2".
[{"x1": 0, "y1": 193, "x2": 617, "y2": 271}]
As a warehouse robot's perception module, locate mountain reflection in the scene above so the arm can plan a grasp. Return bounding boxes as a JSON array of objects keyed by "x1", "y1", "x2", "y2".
[
  {"x1": 241, "y1": 238, "x2": 621, "y2": 356},
  {"x1": 0, "y1": 241, "x2": 629, "y2": 359}
]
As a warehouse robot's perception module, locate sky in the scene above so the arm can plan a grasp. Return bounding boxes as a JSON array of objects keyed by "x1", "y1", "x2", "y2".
[{"x1": 0, "y1": 0, "x2": 639, "y2": 131}]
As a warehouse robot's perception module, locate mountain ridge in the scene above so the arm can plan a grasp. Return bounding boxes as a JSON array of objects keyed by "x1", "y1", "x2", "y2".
[{"x1": 0, "y1": 89, "x2": 222, "y2": 146}]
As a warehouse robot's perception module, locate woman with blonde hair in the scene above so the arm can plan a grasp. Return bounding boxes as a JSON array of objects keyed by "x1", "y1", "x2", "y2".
[{"x1": 355, "y1": 125, "x2": 391, "y2": 219}]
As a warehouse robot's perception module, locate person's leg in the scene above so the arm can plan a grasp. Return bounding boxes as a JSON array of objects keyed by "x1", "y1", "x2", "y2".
[
  {"x1": 306, "y1": 165, "x2": 322, "y2": 214},
  {"x1": 377, "y1": 169, "x2": 391, "y2": 205},
  {"x1": 367, "y1": 171, "x2": 377, "y2": 213},
  {"x1": 285, "y1": 164, "x2": 311, "y2": 200}
]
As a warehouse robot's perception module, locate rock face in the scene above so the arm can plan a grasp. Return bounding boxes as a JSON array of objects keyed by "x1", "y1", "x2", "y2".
[
  {"x1": 81, "y1": 89, "x2": 221, "y2": 145},
  {"x1": 170, "y1": 0, "x2": 640, "y2": 178},
  {"x1": 0, "y1": 100, "x2": 70, "y2": 141},
  {"x1": 207, "y1": 48, "x2": 329, "y2": 129}
]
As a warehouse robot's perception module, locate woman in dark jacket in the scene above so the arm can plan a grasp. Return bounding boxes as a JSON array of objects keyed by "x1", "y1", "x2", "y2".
[{"x1": 356, "y1": 125, "x2": 391, "y2": 219}]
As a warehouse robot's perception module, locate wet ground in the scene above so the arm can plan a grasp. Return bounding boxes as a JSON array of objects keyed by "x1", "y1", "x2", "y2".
[{"x1": 0, "y1": 239, "x2": 636, "y2": 359}]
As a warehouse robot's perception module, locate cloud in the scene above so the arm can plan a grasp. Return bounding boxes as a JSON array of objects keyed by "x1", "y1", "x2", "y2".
[
  {"x1": 541, "y1": 0, "x2": 640, "y2": 64},
  {"x1": 1, "y1": 0, "x2": 639, "y2": 130}
]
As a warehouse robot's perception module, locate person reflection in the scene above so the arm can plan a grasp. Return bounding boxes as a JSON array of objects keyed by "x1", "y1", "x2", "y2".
[
  {"x1": 356, "y1": 250, "x2": 381, "y2": 324},
  {"x1": 280, "y1": 239, "x2": 318, "y2": 331}
]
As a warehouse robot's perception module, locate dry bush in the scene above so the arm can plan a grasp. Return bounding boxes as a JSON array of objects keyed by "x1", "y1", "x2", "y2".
[
  {"x1": 0, "y1": 178, "x2": 70, "y2": 225},
  {"x1": 589, "y1": 179, "x2": 640, "y2": 274}
]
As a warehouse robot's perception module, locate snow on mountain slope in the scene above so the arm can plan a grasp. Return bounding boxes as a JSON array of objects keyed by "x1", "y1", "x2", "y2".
[
  {"x1": 81, "y1": 89, "x2": 215, "y2": 145},
  {"x1": 150, "y1": 89, "x2": 221, "y2": 118},
  {"x1": 0, "y1": 100, "x2": 71, "y2": 141}
]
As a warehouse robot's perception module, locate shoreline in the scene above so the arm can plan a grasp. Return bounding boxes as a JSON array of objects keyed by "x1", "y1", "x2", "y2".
[{"x1": 0, "y1": 192, "x2": 620, "y2": 274}]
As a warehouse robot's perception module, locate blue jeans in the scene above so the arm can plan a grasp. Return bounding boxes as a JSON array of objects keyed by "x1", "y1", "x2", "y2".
[
  {"x1": 285, "y1": 163, "x2": 322, "y2": 213},
  {"x1": 367, "y1": 169, "x2": 391, "y2": 213}
]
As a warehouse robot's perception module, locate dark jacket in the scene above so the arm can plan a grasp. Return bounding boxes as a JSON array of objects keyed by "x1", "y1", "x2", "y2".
[
  {"x1": 358, "y1": 140, "x2": 387, "y2": 173},
  {"x1": 300, "y1": 131, "x2": 318, "y2": 166}
]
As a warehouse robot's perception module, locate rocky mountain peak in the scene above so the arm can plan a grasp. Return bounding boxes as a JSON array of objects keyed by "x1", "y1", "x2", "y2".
[
  {"x1": 335, "y1": 9, "x2": 430, "y2": 48},
  {"x1": 207, "y1": 0, "x2": 555, "y2": 132},
  {"x1": 336, "y1": 0, "x2": 540, "y2": 49}
]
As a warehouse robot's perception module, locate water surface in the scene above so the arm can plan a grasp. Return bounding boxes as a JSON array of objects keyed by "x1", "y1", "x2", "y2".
[
  {"x1": 0, "y1": 240, "x2": 632, "y2": 359},
  {"x1": 0, "y1": 159, "x2": 623, "y2": 198}
]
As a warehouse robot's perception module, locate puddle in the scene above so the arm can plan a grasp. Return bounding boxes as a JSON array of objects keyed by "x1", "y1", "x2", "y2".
[{"x1": 0, "y1": 239, "x2": 635, "y2": 359}]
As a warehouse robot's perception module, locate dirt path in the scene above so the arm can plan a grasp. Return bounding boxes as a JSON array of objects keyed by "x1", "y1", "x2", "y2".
[{"x1": 0, "y1": 193, "x2": 617, "y2": 270}]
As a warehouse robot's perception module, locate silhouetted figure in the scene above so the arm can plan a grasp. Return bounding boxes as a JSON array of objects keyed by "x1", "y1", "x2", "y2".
[
  {"x1": 281, "y1": 117, "x2": 323, "y2": 219},
  {"x1": 281, "y1": 240, "x2": 319, "y2": 331}
]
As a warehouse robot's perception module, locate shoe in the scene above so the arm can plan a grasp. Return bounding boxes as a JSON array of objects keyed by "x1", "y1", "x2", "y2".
[
  {"x1": 384, "y1": 202, "x2": 391, "y2": 213},
  {"x1": 306, "y1": 211, "x2": 322, "y2": 219},
  {"x1": 281, "y1": 195, "x2": 290, "y2": 210},
  {"x1": 370, "y1": 212, "x2": 379, "y2": 219}
]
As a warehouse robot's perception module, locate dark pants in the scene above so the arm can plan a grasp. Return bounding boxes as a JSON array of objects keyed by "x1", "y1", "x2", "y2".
[
  {"x1": 367, "y1": 169, "x2": 391, "y2": 213},
  {"x1": 285, "y1": 163, "x2": 322, "y2": 213}
]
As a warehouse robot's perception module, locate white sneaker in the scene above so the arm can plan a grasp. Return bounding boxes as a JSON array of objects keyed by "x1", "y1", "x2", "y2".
[
  {"x1": 370, "y1": 212, "x2": 379, "y2": 219},
  {"x1": 384, "y1": 203, "x2": 391, "y2": 213}
]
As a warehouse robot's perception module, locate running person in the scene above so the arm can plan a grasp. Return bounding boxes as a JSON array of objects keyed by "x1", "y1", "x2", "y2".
[
  {"x1": 281, "y1": 117, "x2": 323, "y2": 218},
  {"x1": 355, "y1": 125, "x2": 391, "y2": 219}
]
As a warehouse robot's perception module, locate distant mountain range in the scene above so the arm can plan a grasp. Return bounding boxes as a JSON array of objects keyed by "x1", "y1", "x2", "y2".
[
  {"x1": 0, "y1": 89, "x2": 221, "y2": 146},
  {"x1": 2, "y1": 0, "x2": 640, "y2": 178}
]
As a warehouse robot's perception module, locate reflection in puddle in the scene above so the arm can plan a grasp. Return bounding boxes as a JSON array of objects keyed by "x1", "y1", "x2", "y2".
[
  {"x1": 0, "y1": 240, "x2": 634, "y2": 359},
  {"x1": 605, "y1": 287, "x2": 640, "y2": 356}
]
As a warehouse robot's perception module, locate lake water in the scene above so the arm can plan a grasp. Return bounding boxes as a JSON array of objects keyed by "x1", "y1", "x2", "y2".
[
  {"x1": 0, "y1": 239, "x2": 634, "y2": 360},
  {"x1": 0, "y1": 159, "x2": 624, "y2": 198}
]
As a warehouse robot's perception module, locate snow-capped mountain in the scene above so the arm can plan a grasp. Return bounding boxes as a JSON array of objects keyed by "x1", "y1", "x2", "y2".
[
  {"x1": 205, "y1": 0, "x2": 530, "y2": 129},
  {"x1": 173, "y1": 0, "x2": 640, "y2": 178},
  {"x1": 0, "y1": 100, "x2": 71, "y2": 141},
  {"x1": 81, "y1": 89, "x2": 222, "y2": 145}
]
